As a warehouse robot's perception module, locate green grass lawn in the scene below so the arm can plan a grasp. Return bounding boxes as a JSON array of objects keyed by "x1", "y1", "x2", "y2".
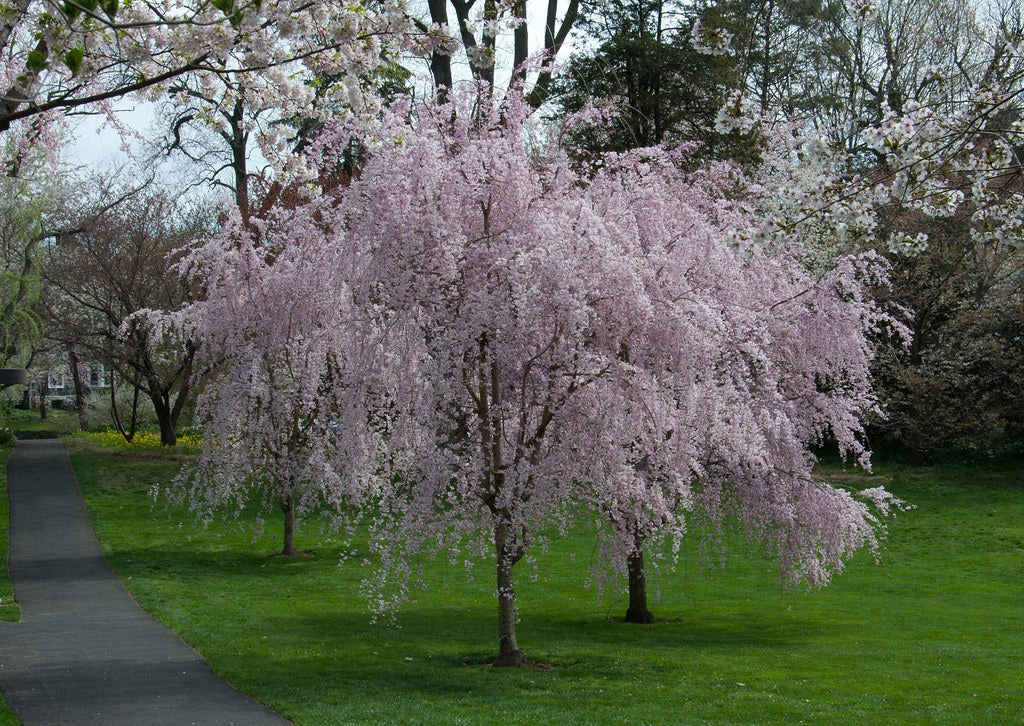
[
  {"x1": 0, "y1": 446, "x2": 20, "y2": 725},
  {"x1": 1, "y1": 410, "x2": 78, "y2": 436},
  {"x1": 0, "y1": 447, "x2": 18, "y2": 621},
  {"x1": 0, "y1": 699, "x2": 15, "y2": 725},
  {"x1": 67, "y1": 444, "x2": 1023, "y2": 724}
]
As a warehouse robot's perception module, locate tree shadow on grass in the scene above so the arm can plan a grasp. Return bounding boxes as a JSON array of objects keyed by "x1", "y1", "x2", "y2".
[
  {"x1": 252, "y1": 604, "x2": 817, "y2": 668},
  {"x1": 529, "y1": 610, "x2": 817, "y2": 650},
  {"x1": 172, "y1": 604, "x2": 822, "y2": 726},
  {"x1": 94, "y1": 542, "x2": 820, "y2": 711},
  {"x1": 102, "y1": 545, "x2": 328, "y2": 573},
  {"x1": 99, "y1": 543, "x2": 819, "y2": 646}
]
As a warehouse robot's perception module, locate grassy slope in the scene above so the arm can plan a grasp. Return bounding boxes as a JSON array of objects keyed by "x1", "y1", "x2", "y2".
[
  {"x1": 0, "y1": 448, "x2": 18, "y2": 622},
  {"x1": 70, "y1": 446, "x2": 1024, "y2": 725},
  {"x1": 0, "y1": 447, "x2": 20, "y2": 725}
]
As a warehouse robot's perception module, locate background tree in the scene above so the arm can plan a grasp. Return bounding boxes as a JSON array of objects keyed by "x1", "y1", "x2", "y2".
[
  {"x1": 550, "y1": 0, "x2": 751, "y2": 163},
  {"x1": 158, "y1": 55, "x2": 412, "y2": 226},
  {"x1": 42, "y1": 177, "x2": 213, "y2": 445},
  {"x1": 694, "y1": 0, "x2": 843, "y2": 116},
  {"x1": 697, "y1": 0, "x2": 1024, "y2": 455},
  {"x1": 868, "y1": 209, "x2": 1024, "y2": 455},
  {"x1": 0, "y1": 0, "x2": 417, "y2": 164},
  {"x1": 414, "y1": 0, "x2": 580, "y2": 105},
  {"x1": 167, "y1": 192, "x2": 380, "y2": 557},
  {"x1": 0, "y1": 150, "x2": 55, "y2": 373}
]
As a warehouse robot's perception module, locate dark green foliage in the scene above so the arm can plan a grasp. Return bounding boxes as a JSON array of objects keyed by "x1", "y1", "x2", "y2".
[
  {"x1": 694, "y1": 0, "x2": 844, "y2": 115},
  {"x1": 551, "y1": 0, "x2": 756, "y2": 164},
  {"x1": 871, "y1": 213, "x2": 1024, "y2": 455}
]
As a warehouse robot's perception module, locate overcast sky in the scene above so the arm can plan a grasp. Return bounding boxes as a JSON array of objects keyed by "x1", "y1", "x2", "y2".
[
  {"x1": 64, "y1": 103, "x2": 159, "y2": 171},
  {"x1": 64, "y1": 2, "x2": 579, "y2": 174}
]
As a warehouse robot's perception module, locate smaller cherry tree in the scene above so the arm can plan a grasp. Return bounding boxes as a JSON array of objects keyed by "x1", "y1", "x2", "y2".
[
  {"x1": 163, "y1": 203, "x2": 379, "y2": 556},
  {"x1": 540, "y1": 151, "x2": 907, "y2": 623}
]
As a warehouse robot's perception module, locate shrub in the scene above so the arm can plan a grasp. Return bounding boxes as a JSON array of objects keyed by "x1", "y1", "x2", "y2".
[
  {"x1": 70, "y1": 428, "x2": 201, "y2": 451},
  {"x1": 84, "y1": 384, "x2": 158, "y2": 432}
]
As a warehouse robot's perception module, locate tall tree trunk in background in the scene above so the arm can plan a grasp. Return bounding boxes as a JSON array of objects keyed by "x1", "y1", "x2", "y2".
[
  {"x1": 38, "y1": 377, "x2": 47, "y2": 419},
  {"x1": 155, "y1": 407, "x2": 175, "y2": 446},
  {"x1": 110, "y1": 370, "x2": 141, "y2": 442},
  {"x1": 229, "y1": 95, "x2": 250, "y2": 226},
  {"x1": 127, "y1": 384, "x2": 140, "y2": 440},
  {"x1": 149, "y1": 389, "x2": 177, "y2": 446},
  {"x1": 426, "y1": 0, "x2": 453, "y2": 102},
  {"x1": 68, "y1": 349, "x2": 88, "y2": 431},
  {"x1": 109, "y1": 368, "x2": 125, "y2": 438}
]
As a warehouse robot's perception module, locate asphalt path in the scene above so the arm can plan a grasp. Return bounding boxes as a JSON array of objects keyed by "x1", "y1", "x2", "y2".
[{"x1": 0, "y1": 439, "x2": 288, "y2": 725}]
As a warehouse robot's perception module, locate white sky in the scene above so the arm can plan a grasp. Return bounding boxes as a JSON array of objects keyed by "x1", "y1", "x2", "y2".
[
  {"x1": 64, "y1": 104, "x2": 159, "y2": 171},
  {"x1": 64, "y1": 1, "x2": 579, "y2": 172}
]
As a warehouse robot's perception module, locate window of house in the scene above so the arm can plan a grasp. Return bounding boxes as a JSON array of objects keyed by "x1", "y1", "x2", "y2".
[{"x1": 89, "y1": 364, "x2": 106, "y2": 388}]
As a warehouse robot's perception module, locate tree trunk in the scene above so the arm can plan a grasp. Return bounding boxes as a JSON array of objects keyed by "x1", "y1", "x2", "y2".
[
  {"x1": 426, "y1": 0, "x2": 453, "y2": 102},
  {"x1": 230, "y1": 97, "x2": 250, "y2": 226},
  {"x1": 68, "y1": 349, "x2": 88, "y2": 431},
  {"x1": 149, "y1": 390, "x2": 177, "y2": 446},
  {"x1": 156, "y1": 409, "x2": 176, "y2": 446},
  {"x1": 624, "y1": 547, "x2": 655, "y2": 624},
  {"x1": 493, "y1": 518, "x2": 527, "y2": 667},
  {"x1": 280, "y1": 492, "x2": 297, "y2": 557},
  {"x1": 128, "y1": 384, "x2": 140, "y2": 441},
  {"x1": 109, "y1": 369, "x2": 136, "y2": 442},
  {"x1": 38, "y1": 377, "x2": 47, "y2": 419}
]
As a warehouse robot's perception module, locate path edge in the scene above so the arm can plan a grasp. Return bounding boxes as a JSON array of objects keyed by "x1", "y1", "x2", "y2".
[{"x1": 63, "y1": 440, "x2": 294, "y2": 725}]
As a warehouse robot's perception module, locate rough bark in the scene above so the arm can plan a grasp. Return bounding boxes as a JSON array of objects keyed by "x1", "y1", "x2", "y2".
[
  {"x1": 109, "y1": 368, "x2": 125, "y2": 438},
  {"x1": 493, "y1": 517, "x2": 527, "y2": 667},
  {"x1": 151, "y1": 393, "x2": 176, "y2": 446},
  {"x1": 38, "y1": 377, "x2": 47, "y2": 419},
  {"x1": 110, "y1": 370, "x2": 141, "y2": 443},
  {"x1": 426, "y1": 0, "x2": 454, "y2": 102},
  {"x1": 624, "y1": 547, "x2": 655, "y2": 624},
  {"x1": 67, "y1": 349, "x2": 88, "y2": 431},
  {"x1": 229, "y1": 96, "x2": 250, "y2": 225},
  {"x1": 280, "y1": 492, "x2": 297, "y2": 557}
]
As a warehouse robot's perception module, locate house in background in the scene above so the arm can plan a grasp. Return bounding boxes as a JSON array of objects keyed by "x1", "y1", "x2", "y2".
[{"x1": 20, "y1": 362, "x2": 108, "y2": 411}]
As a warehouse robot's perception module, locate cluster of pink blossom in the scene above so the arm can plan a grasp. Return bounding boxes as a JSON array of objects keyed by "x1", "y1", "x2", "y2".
[
  {"x1": 177, "y1": 93, "x2": 906, "y2": 663},
  {"x1": 166, "y1": 205, "x2": 385, "y2": 555}
]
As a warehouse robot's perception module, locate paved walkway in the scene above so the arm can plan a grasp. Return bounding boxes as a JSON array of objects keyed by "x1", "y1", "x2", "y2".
[{"x1": 0, "y1": 440, "x2": 289, "y2": 725}]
